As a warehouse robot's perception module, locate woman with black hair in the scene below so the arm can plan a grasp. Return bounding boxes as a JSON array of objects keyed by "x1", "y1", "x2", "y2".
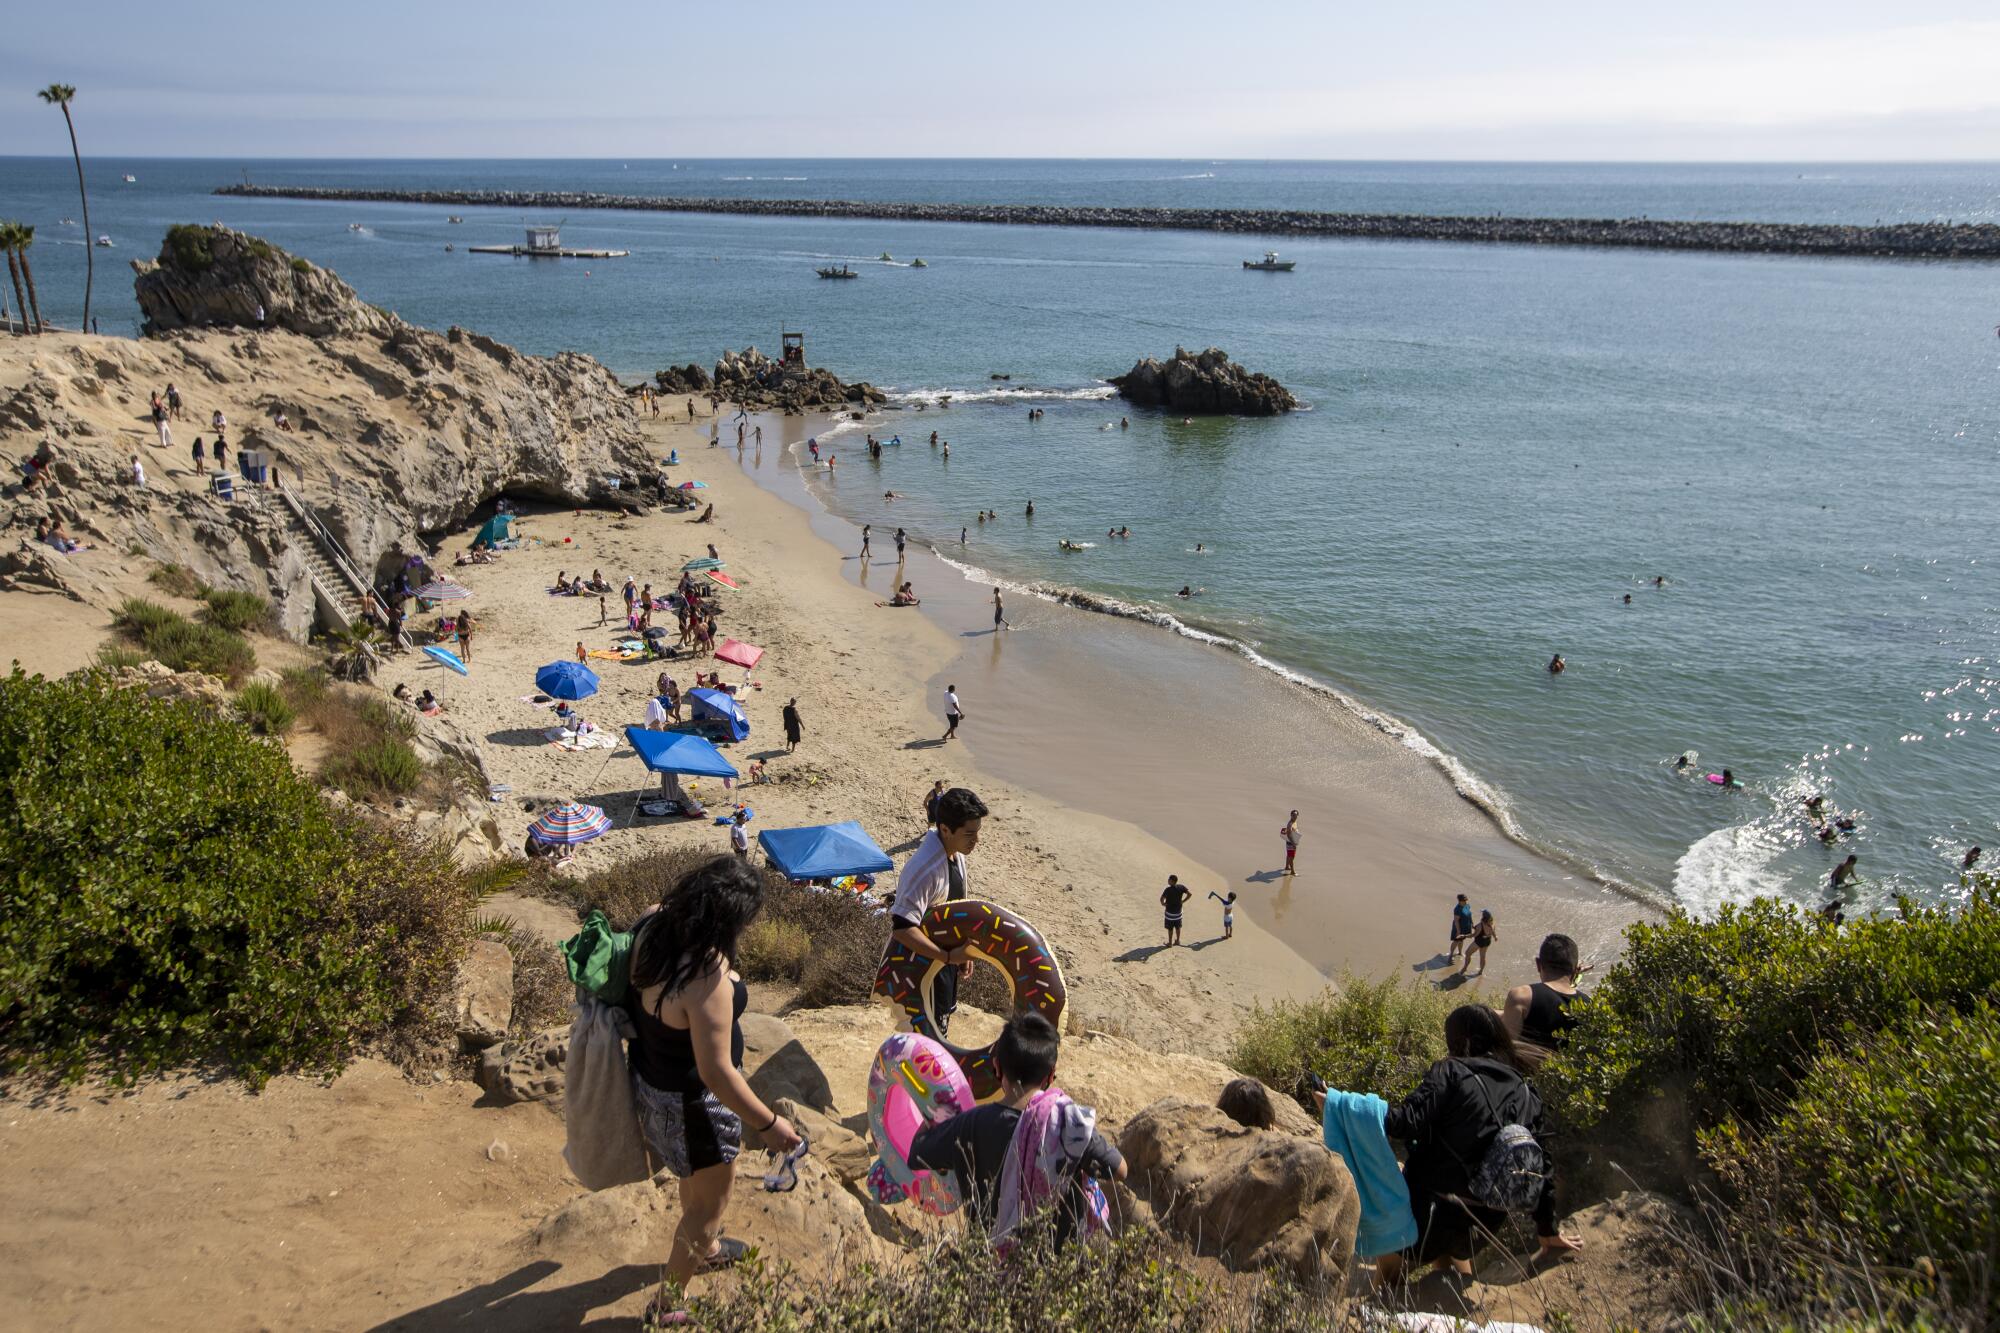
[
  {"x1": 1375, "y1": 1005, "x2": 1581, "y2": 1283},
  {"x1": 628, "y1": 855, "x2": 802, "y2": 1319}
]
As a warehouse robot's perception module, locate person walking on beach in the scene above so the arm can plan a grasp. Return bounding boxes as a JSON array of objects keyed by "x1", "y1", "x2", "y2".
[
  {"x1": 152, "y1": 400, "x2": 172, "y2": 449},
  {"x1": 166, "y1": 382, "x2": 183, "y2": 420},
  {"x1": 859, "y1": 525, "x2": 871, "y2": 560},
  {"x1": 994, "y1": 587, "x2": 1009, "y2": 632},
  {"x1": 211, "y1": 436, "x2": 227, "y2": 470},
  {"x1": 1207, "y1": 889, "x2": 1236, "y2": 939},
  {"x1": 889, "y1": 787, "x2": 990, "y2": 1038},
  {"x1": 941, "y1": 684, "x2": 965, "y2": 742},
  {"x1": 729, "y1": 808, "x2": 751, "y2": 859},
  {"x1": 782, "y1": 698, "x2": 803, "y2": 753},
  {"x1": 190, "y1": 435, "x2": 205, "y2": 474},
  {"x1": 1448, "y1": 893, "x2": 1474, "y2": 963},
  {"x1": 455, "y1": 610, "x2": 476, "y2": 664},
  {"x1": 1281, "y1": 811, "x2": 1301, "y2": 876},
  {"x1": 924, "y1": 779, "x2": 947, "y2": 827},
  {"x1": 1161, "y1": 875, "x2": 1192, "y2": 946},
  {"x1": 1458, "y1": 910, "x2": 1497, "y2": 977},
  {"x1": 895, "y1": 528, "x2": 907, "y2": 562}
]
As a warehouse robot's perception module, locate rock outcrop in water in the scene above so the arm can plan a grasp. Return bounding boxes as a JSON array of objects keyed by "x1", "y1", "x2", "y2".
[
  {"x1": 214, "y1": 186, "x2": 2000, "y2": 260},
  {"x1": 1111, "y1": 347, "x2": 1297, "y2": 416},
  {"x1": 132, "y1": 226, "x2": 393, "y2": 338},
  {"x1": 708, "y1": 346, "x2": 885, "y2": 415},
  {"x1": 2, "y1": 227, "x2": 653, "y2": 640}
]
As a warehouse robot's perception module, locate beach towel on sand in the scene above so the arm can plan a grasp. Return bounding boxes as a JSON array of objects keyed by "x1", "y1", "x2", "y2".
[
  {"x1": 1323, "y1": 1089, "x2": 1418, "y2": 1258},
  {"x1": 562, "y1": 996, "x2": 650, "y2": 1190}
]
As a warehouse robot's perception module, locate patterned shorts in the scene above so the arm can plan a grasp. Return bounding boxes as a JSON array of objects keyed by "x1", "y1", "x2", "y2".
[{"x1": 634, "y1": 1077, "x2": 742, "y2": 1178}]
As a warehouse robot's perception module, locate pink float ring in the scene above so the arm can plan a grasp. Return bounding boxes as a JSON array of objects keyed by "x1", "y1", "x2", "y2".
[{"x1": 864, "y1": 1032, "x2": 972, "y2": 1214}]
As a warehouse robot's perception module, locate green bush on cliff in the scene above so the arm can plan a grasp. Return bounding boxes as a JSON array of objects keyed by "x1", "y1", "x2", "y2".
[
  {"x1": 165, "y1": 223, "x2": 215, "y2": 272},
  {"x1": 0, "y1": 669, "x2": 472, "y2": 1084},
  {"x1": 113, "y1": 596, "x2": 256, "y2": 683},
  {"x1": 1231, "y1": 972, "x2": 1464, "y2": 1106},
  {"x1": 1539, "y1": 888, "x2": 2000, "y2": 1134},
  {"x1": 199, "y1": 586, "x2": 270, "y2": 633},
  {"x1": 1704, "y1": 1001, "x2": 2000, "y2": 1296}
]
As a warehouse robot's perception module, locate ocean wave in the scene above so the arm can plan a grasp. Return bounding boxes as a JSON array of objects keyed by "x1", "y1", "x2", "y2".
[
  {"x1": 722, "y1": 176, "x2": 810, "y2": 181},
  {"x1": 1172, "y1": 172, "x2": 1217, "y2": 179},
  {"x1": 1674, "y1": 823, "x2": 1794, "y2": 917},
  {"x1": 886, "y1": 384, "x2": 1117, "y2": 405}
]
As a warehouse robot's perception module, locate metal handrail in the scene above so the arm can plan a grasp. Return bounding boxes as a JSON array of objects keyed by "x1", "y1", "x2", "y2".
[{"x1": 275, "y1": 487, "x2": 410, "y2": 647}]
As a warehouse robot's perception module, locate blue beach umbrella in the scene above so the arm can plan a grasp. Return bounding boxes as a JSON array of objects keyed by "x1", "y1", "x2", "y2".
[
  {"x1": 534, "y1": 660, "x2": 600, "y2": 701},
  {"x1": 624, "y1": 726, "x2": 739, "y2": 779},
  {"x1": 687, "y1": 687, "x2": 750, "y2": 742},
  {"x1": 758, "y1": 822, "x2": 894, "y2": 881},
  {"x1": 422, "y1": 645, "x2": 469, "y2": 676}
]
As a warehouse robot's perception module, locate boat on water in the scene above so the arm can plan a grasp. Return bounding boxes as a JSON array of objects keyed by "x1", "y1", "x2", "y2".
[
  {"x1": 347, "y1": 223, "x2": 365, "y2": 232},
  {"x1": 95, "y1": 235, "x2": 113, "y2": 247},
  {"x1": 444, "y1": 243, "x2": 455, "y2": 252},
  {"x1": 1243, "y1": 251, "x2": 1295, "y2": 271},
  {"x1": 59, "y1": 217, "x2": 75, "y2": 226},
  {"x1": 122, "y1": 174, "x2": 136, "y2": 183},
  {"x1": 447, "y1": 215, "x2": 463, "y2": 224},
  {"x1": 816, "y1": 265, "x2": 859, "y2": 280},
  {"x1": 879, "y1": 251, "x2": 894, "y2": 262},
  {"x1": 910, "y1": 257, "x2": 928, "y2": 268}
]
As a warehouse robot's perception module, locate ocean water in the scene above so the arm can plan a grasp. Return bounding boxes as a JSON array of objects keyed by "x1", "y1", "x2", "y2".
[{"x1": 4, "y1": 156, "x2": 1997, "y2": 912}]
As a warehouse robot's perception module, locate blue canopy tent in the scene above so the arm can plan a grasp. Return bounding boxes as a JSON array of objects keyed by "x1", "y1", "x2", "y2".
[
  {"x1": 687, "y1": 687, "x2": 750, "y2": 743},
  {"x1": 758, "y1": 822, "x2": 894, "y2": 882},
  {"x1": 473, "y1": 513, "x2": 514, "y2": 547},
  {"x1": 624, "y1": 726, "x2": 739, "y2": 780}
]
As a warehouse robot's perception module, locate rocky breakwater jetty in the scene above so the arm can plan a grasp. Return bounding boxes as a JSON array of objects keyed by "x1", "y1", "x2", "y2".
[
  {"x1": 1111, "y1": 346, "x2": 1297, "y2": 416},
  {"x1": 658, "y1": 346, "x2": 884, "y2": 415},
  {"x1": 0, "y1": 225, "x2": 653, "y2": 639},
  {"x1": 215, "y1": 186, "x2": 2000, "y2": 259}
]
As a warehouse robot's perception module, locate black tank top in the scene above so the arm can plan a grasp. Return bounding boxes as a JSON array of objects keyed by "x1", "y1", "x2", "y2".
[
  {"x1": 1519, "y1": 981, "x2": 1580, "y2": 1049},
  {"x1": 630, "y1": 966, "x2": 748, "y2": 1094}
]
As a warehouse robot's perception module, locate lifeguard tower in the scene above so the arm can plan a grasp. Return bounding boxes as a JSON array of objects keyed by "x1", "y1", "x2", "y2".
[{"x1": 781, "y1": 330, "x2": 806, "y2": 374}]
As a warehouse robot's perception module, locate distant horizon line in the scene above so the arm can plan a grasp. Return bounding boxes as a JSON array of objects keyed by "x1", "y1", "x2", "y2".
[{"x1": 3, "y1": 153, "x2": 1997, "y2": 167}]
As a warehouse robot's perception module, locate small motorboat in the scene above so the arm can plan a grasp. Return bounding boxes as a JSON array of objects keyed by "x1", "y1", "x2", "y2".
[
  {"x1": 59, "y1": 217, "x2": 75, "y2": 226},
  {"x1": 446, "y1": 215, "x2": 463, "y2": 224},
  {"x1": 95, "y1": 235, "x2": 113, "y2": 247},
  {"x1": 910, "y1": 257, "x2": 928, "y2": 268},
  {"x1": 122, "y1": 173, "x2": 137, "y2": 183},
  {"x1": 816, "y1": 265, "x2": 859, "y2": 279},
  {"x1": 347, "y1": 223, "x2": 365, "y2": 232},
  {"x1": 878, "y1": 251, "x2": 894, "y2": 262},
  {"x1": 444, "y1": 243, "x2": 455, "y2": 252},
  {"x1": 1243, "y1": 251, "x2": 1295, "y2": 271}
]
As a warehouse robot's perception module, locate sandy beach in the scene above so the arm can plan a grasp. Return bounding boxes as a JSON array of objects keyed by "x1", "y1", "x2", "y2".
[{"x1": 379, "y1": 405, "x2": 1331, "y2": 1054}]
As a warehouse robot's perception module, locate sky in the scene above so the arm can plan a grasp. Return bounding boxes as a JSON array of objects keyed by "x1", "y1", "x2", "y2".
[{"x1": 3, "y1": 1, "x2": 1998, "y2": 160}]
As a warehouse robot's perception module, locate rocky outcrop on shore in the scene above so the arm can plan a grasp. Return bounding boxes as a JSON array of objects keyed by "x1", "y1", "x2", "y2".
[
  {"x1": 215, "y1": 186, "x2": 2000, "y2": 259},
  {"x1": 709, "y1": 346, "x2": 885, "y2": 415},
  {"x1": 1111, "y1": 346, "x2": 1297, "y2": 416},
  {"x1": 650, "y1": 362, "x2": 711, "y2": 395},
  {"x1": 1, "y1": 227, "x2": 653, "y2": 640},
  {"x1": 133, "y1": 226, "x2": 392, "y2": 337}
]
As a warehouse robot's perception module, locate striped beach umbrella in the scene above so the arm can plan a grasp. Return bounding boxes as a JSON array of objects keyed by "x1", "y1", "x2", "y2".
[
  {"x1": 416, "y1": 581, "x2": 473, "y2": 601},
  {"x1": 705, "y1": 570, "x2": 739, "y2": 589},
  {"x1": 527, "y1": 802, "x2": 613, "y2": 845}
]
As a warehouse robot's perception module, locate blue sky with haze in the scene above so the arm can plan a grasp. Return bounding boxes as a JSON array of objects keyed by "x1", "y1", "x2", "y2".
[{"x1": 4, "y1": 1, "x2": 1997, "y2": 159}]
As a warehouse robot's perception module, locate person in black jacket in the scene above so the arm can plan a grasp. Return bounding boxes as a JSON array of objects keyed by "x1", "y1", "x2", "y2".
[{"x1": 1377, "y1": 1005, "x2": 1583, "y2": 1282}]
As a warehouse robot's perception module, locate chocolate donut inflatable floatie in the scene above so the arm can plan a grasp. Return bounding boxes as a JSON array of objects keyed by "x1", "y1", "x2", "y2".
[{"x1": 872, "y1": 897, "x2": 1067, "y2": 1102}]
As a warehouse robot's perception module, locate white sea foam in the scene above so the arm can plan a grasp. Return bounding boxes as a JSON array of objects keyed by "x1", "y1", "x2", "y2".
[
  {"x1": 722, "y1": 176, "x2": 810, "y2": 181},
  {"x1": 886, "y1": 384, "x2": 1117, "y2": 406},
  {"x1": 1674, "y1": 823, "x2": 1795, "y2": 917}
]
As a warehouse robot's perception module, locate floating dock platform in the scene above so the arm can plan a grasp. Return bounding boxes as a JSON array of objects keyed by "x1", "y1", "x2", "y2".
[{"x1": 468, "y1": 223, "x2": 626, "y2": 259}]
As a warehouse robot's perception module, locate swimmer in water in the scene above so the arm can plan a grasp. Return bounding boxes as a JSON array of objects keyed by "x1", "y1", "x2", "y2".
[
  {"x1": 1720, "y1": 768, "x2": 1738, "y2": 788},
  {"x1": 1623, "y1": 593, "x2": 1632, "y2": 604},
  {"x1": 1673, "y1": 752, "x2": 1694, "y2": 771},
  {"x1": 883, "y1": 491, "x2": 903, "y2": 499},
  {"x1": 1804, "y1": 795, "x2": 1827, "y2": 825},
  {"x1": 1120, "y1": 417, "x2": 1129, "y2": 429},
  {"x1": 1548, "y1": 653, "x2": 1567, "y2": 674},
  {"x1": 1195, "y1": 543, "x2": 1204, "y2": 553},
  {"x1": 1178, "y1": 585, "x2": 1193, "y2": 598},
  {"x1": 1026, "y1": 500, "x2": 1035, "y2": 518},
  {"x1": 1655, "y1": 575, "x2": 1667, "y2": 587}
]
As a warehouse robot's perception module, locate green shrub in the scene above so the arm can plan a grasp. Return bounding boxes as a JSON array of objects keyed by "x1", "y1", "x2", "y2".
[
  {"x1": 0, "y1": 668, "x2": 471, "y2": 1084},
  {"x1": 290, "y1": 256, "x2": 313, "y2": 274},
  {"x1": 1705, "y1": 1002, "x2": 2000, "y2": 1298},
  {"x1": 146, "y1": 563, "x2": 204, "y2": 599},
  {"x1": 1540, "y1": 888, "x2": 2000, "y2": 1136},
  {"x1": 113, "y1": 596, "x2": 256, "y2": 683},
  {"x1": 278, "y1": 666, "x2": 329, "y2": 712},
  {"x1": 165, "y1": 224, "x2": 215, "y2": 272},
  {"x1": 200, "y1": 587, "x2": 270, "y2": 633},
  {"x1": 94, "y1": 644, "x2": 149, "y2": 671},
  {"x1": 325, "y1": 735, "x2": 423, "y2": 799},
  {"x1": 739, "y1": 919, "x2": 812, "y2": 982},
  {"x1": 235, "y1": 680, "x2": 296, "y2": 735},
  {"x1": 1231, "y1": 972, "x2": 1466, "y2": 1106}
]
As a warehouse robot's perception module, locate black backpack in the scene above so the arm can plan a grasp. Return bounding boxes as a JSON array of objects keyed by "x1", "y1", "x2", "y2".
[{"x1": 1458, "y1": 1062, "x2": 1549, "y2": 1213}]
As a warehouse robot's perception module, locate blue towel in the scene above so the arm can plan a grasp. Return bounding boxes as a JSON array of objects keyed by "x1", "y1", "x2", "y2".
[{"x1": 1321, "y1": 1089, "x2": 1417, "y2": 1258}]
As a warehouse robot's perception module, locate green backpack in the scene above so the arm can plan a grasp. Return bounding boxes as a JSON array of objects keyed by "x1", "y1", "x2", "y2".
[{"x1": 561, "y1": 909, "x2": 635, "y2": 1008}]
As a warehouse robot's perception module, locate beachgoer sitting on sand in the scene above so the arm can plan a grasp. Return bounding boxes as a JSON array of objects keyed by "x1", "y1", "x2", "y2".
[
  {"x1": 555, "y1": 571, "x2": 572, "y2": 594},
  {"x1": 415, "y1": 689, "x2": 443, "y2": 715},
  {"x1": 890, "y1": 582, "x2": 921, "y2": 607},
  {"x1": 273, "y1": 409, "x2": 293, "y2": 432},
  {"x1": 392, "y1": 683, "x2": 412, "y2": 703}
]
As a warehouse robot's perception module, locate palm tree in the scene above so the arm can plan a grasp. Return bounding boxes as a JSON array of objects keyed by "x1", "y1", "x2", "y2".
[
  {"x1": 38, "y1": 85, "x2": 91, "y2": 333},
  {"x1": 16, "y1": 224, "x2": 43, "y2": 333},
  {"x1": 0, "y1": 224, "x2": 28, "y2": 337},
  {"x1": 326, "y1": 620, "x2": 385, "y2": 682}
]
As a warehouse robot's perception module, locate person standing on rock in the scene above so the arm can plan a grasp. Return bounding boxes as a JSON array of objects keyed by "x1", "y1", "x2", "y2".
[
  {"x1": 152, "y1": 399, "x2": 172, "y2": 449},
  {"x1": 628, "y1": 855, "x2": 802, "y2": 1324},
  {"x1": 190, "y1": 435, "x2": 205, "y2": 475},
  {"x1": 211, "y1": 436, "x2": 227, "y2": 471},
  {"x1": 782, "y1": 698, "x2": 803, "y2": 753},
  {"x1": 888, "y1": 787, "x2": 989, "y2": 1038},
  {"x1": 166, "y1": 382, "x2": 183, "y2": 420}
]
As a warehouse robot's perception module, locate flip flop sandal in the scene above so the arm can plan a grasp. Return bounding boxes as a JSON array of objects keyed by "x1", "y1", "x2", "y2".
[{"x1": 696, "y1": 1236, "x2": 749, "y2": 1273}]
